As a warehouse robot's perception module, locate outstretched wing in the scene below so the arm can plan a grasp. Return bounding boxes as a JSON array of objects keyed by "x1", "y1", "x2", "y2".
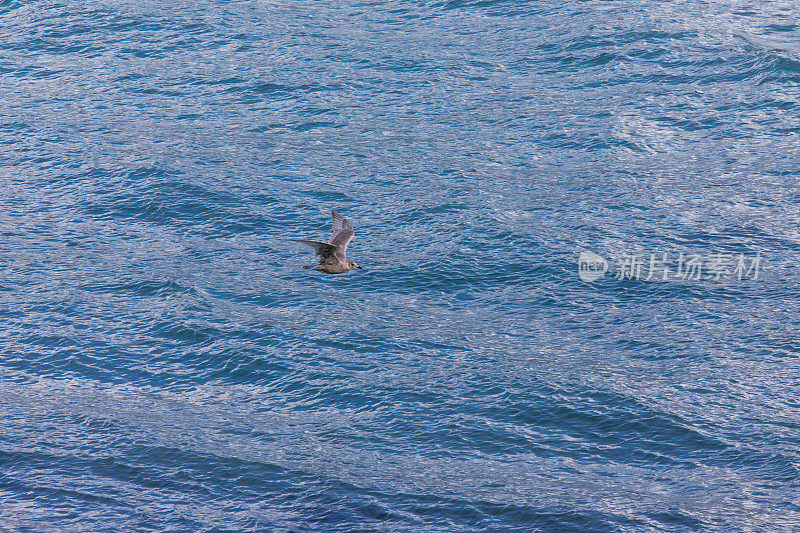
[
  {"x1": 329, "y1": 211, "x2": 354, "y2": 261},
  {"x1": 289, "y1": 239, "x2": 337, "y2": 262}
]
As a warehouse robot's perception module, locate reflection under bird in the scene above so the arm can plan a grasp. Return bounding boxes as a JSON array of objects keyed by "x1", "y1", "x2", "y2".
[{"x1": 290, "y1": 211, "x2": 363, "y2": 274}]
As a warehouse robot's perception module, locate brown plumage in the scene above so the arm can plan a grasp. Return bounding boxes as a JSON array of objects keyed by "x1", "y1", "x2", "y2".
[{"x1": 290, "y1": 211, "x2": 363, "y2": 274}]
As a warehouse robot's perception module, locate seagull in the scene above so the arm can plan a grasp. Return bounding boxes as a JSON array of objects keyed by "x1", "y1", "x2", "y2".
[{"x1": 290, "y1": 211, "x2": 363, "y2": 274}]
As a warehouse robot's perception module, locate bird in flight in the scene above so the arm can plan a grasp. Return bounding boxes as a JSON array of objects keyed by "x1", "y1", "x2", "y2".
[{"x1": 290, "y1": 211, "x2": 363, "y2": 274}]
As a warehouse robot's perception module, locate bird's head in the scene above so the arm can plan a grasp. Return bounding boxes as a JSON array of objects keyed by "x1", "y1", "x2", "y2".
[{"x1": 348, "y1": 260, "x2": 363, "y2": 270}]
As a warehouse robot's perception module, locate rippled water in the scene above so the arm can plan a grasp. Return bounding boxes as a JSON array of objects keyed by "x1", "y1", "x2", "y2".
[{"x1": 2, "y1": 0, "x2": 799, "y2": 530}]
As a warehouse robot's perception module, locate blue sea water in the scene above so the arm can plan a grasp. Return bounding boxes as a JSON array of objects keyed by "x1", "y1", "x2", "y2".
[{"x1": 1, "y1": 0, "x2": 800, "y2": 530}]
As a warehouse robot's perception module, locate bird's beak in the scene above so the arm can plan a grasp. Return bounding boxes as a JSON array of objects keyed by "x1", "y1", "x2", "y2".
[{"x1": 358, "y1": 266, "x2": 364, "y2": 269}]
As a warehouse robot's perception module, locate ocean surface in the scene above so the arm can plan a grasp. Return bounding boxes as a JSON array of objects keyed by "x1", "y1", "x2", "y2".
[{"x1": 1, "y1": 0, "x2": 799, "y2": 531}]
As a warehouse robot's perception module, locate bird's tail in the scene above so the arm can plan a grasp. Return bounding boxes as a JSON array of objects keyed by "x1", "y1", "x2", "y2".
[{"x1": 302, "y1": 265, "x2": 315, "y2": 270}]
